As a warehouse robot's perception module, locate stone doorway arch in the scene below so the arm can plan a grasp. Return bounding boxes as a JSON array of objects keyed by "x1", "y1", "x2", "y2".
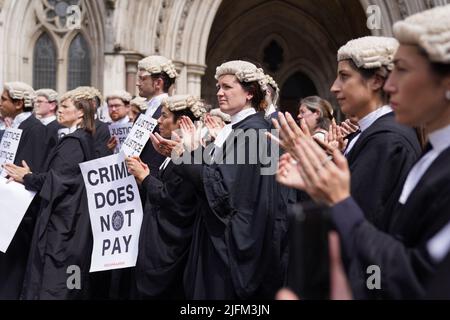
[{"x1": 200, "y1": 0, "x2": 370, "y2": 114}]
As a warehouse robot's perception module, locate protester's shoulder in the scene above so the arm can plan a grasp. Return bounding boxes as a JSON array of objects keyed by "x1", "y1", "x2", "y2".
[
  {"x1": 236, "y1": 112, "x2": 271, "y2": 130},
  {"x1": 21, "y1": 115, "x2": 45, "y2": 130},
  {"x1": 364, "y1": 114, "x2": 421, "y2": 152}
]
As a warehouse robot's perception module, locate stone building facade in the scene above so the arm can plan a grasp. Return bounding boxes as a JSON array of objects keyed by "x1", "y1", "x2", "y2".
[{"x1": 0, "y1": 0, "x2": 448, "y2": 113}]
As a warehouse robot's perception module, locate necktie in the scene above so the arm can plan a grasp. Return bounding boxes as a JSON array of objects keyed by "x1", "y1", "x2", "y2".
[
  {"x1": 344, "y1": 129, "x2": 361, "y2": 144},
  {"x1": 419, "y1": 142, "x2": 433, "y2": 160}
]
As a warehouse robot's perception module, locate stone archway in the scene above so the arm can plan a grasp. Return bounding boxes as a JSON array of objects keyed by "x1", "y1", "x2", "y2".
[
  {"x1": 0, "y1": 0, "x2": 105, "y2": 92},
  {"x1": 200, "y1": 0, "x2": 370, "y2": 112}
]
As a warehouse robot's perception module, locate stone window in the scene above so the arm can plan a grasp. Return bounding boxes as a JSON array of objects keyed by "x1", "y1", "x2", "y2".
[{"x1": 33, "y1": 32, "x2": 57, "y2": 90}]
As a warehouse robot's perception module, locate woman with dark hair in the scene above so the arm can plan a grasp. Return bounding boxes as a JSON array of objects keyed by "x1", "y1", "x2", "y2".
[
  {"x1": 297, "y1": 96, "x2": 334, "y2": 142},
  {"x1": 329, "y1": 36, "x2": 421, "y2": 230},
  {"x1": 5, "y1": 94, "x2": 96, "y2": 299},
  {"x1": 126, "y1": 95, "x2": 207, "y2": 299},
  {"x1": 277, "y1": 4, "x2": 450, "y2": 299},
  {"x1": 175, "y1": 61, "x2": 286, "y2": 299}
]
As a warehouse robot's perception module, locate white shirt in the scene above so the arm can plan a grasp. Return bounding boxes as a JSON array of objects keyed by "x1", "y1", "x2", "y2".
[
  {"x1": 11, "y1": 112, "x2": 32, "y2": 129},
  {"x1": 214, "y1": 108, "x2": 256, "y2": 149},
  {"x1": 427, "y1": 220, "x2": 450, "y2": 264},
  {"x1": 159, "y1": 157, "x2": 172, "y2": 172},
  {"x1": 211, "y1": 108, "x2": 256, "y2": 162},
  {"x1": 112, "y1": 115, "x2": 131, "y2": 125},
  {"x1": 344, "y1": 105, "x2": 392, "y2": 156},
  {"x1": 265, "y1": 104, "x2": 277, "y2": 118},
  {"x1": 145, "y1": 93, "x2": 169, "y2": 118},
  {"x1": 40, "y1": 115, "x2": 57, "y2": 126},
  {"x1": 399, "y1": 124, "x2": 450, "y2": 204}
]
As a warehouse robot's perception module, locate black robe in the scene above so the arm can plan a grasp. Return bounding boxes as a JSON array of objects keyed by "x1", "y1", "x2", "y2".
[
  {"x1": 45, "y1": 119, "x2": 64, "y2": 153},
  {"x1": 330, "y1": 146, "x2": 450, "y2": 299},
  {"x1": 180, "y1": 112, "x2": 284, "y2": 299},
  {"x1": 346, "y1": 112, "x2": 421, "y2": 230},
  {"x1": 139, "y1": 107, "x2": 166, "y2": 178},
  {"x1": 94, "y1": 119, "x2": 113, "y2": 159},
  {"x1": 20, "y1": 129, "x2": 95, "y2": 300},
  {"x1": 0, "y1": 114, "x2": 49, "y2": 300},
  {"x1": 425, "y1": 252, "x2": 450, "y2": 299},
  {"x1": 134, "y1": 160, "x2": 200, "y2": 299}
]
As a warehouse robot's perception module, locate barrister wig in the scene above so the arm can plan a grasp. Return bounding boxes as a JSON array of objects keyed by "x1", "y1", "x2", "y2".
[
  {"x1": 393, "y1": 4, "x2": 450, "y2": 64},
  {"x1": 337, "y1": 36, "x2": 399, "y2": 71}
]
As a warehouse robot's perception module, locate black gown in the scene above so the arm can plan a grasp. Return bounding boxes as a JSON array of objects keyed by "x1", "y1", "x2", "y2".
[
  {"x1": 134, "y1": 160, "x2": 200, "y2": 299},
  {"x1": 0, "y1": 114, "x2": 49, "y2": 299},
  {"x1": 139, "y1": 107, "x2": 166, "y2": 178},
  {"x1": 181, "y1": 112, "x2": 285, "y2": 299},
  {"x1": 45, "y1": 119, "x2": 64, "y2": 153},
  {"x1": 94, "y1": 119, "x2": 113, "y2": 159},
  {"x1": 346, "y1": 112, "x2": 421, "y2": 230},
  {"x1": 425, "y1": 252, "x2": 450, "y2": 299},
  {"x1": 330, "y1": 146, "x2": 450, "y2": 299},
  {"x1": 20, "y1": 129, "x2": 95, "y2": 300}
]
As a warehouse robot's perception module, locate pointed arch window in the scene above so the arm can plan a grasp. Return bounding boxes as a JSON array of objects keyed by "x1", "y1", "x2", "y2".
[
  {"x1": 33, "y1": 32, "x2": 57, "y2": 90},
  {"x1": 67, "y1": 33, "x2": 91, "y2": 90}
]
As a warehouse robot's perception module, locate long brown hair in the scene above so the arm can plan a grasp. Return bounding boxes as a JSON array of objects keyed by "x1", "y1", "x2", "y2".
[
  {"x1": 241, "y1": 81, "x2": 266, "y2": 112},
  {"x1": 74, "y1": 99, "x2": 96, "y2": 135}
]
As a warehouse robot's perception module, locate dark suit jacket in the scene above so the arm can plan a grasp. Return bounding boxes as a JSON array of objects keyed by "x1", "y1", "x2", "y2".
[
  {"x1": 0, "y1": 114, "x2": 49, "y2": 299},
  {"x1": 346, "y1": 112, "x2": 421, "y2": 230},
  {"x1": 15, "y1": 115, "x2": 49, "y2": 172},
  {"x1": 45, "y1": 119, "x2": 64, "y2": 153},
  {"x1": 331, "y1": 146, "x2": 450, "y2": 299},
  {"x1": 94, "y1": 118, "x2": 113, "y2": 159}
]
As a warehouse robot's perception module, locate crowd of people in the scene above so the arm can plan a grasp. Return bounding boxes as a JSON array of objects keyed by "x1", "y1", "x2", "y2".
[{"x1": 0, "y1": 4, "x2": 450, "y2": 300}]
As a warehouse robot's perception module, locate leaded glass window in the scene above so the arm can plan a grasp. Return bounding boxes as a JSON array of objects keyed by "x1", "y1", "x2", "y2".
[
  {"x1": 33, "y1": 32, "x2": 57, "y2": 90},
  {"x1": 67, "y1": 33, "x2": 91, "y2": 90}
]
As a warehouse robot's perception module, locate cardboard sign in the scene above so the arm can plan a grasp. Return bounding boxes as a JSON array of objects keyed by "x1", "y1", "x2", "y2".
[
  {"x1": 0, "y1": 128, "x2": 22, "y2": 177},
  {"x1": 79, "y1": 152, "x2": 143, "y2": 272},
  {"x1": 0, "y1": 177, "x2": 36, "y2": 253},
  {"x1": 108, "y1": 122, "x2": 133, "y2": 154},
  {"x1": 120, "y1": 114, "x2": 157, "y2": 157}
]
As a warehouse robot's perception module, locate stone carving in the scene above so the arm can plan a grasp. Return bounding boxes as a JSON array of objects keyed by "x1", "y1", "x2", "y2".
[
  {"x1": 36, "y1": 0, "x2": 85, "y2": 34},
  {"x1": 175, "y1": 0, "x2": 195, "y2": 60}
]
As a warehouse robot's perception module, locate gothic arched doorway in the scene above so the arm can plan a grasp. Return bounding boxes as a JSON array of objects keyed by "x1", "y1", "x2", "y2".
[{"x1": 202, "y1": 0, "x2": 370, "y2": 116}]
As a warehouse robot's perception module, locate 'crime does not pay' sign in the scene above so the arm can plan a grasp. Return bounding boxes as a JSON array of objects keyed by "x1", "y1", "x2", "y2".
[{"x1": 79, "y1": 152, "x2": 143, "y2": 272}]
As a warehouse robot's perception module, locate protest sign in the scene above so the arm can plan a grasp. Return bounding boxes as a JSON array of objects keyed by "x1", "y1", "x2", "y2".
[
  {"x1": 108, "y1": 122, "x2": 133, "y2": 154},
  {"x1": 0, "y1": 128, "x2": 22, "y2": 177},
  {"x1": 79, "y1": 152, "x2": 143, "y2": 272},
  {"x1": 0, "y1": 177, "x2": 36, "y2": 253},
  {"x1": 120, "y1": 114, "x2": 157, "y2": 157}
]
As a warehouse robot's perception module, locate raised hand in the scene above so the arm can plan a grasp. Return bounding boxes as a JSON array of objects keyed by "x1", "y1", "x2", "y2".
[
  {"x1": 276, "y1": 153, "x2": 305, "y2": 190},
  {"x1": 180, "y1": 116, "x2": 202, "y2": 153},
  {"x1": 150, "y1": 132, "x2": 181, "y2": 157},
  {"x1": 125, "y1": 156, "x2": 149, "y2": 184},
  {"x1": 325, "y1": 119, "x2": 348, "y2": 152},
  {"x1": 3, "y1": 160, "x2": 32, "y2": 184},
  {"x1": 340, "y1": 119, "x2": 359, "y2": 137},
  {"x1": 204, "y1": 114, "x2": 224, "y2": 140},
  {"x1": 291, "y1": 137, "x2": 351, "y2": 206},
  {"x1": 266, "y1": 112, "x2": 309, "y2": 158},
  {"x1": 106, "y1": 136, "x2": 118, "y2": 152}
]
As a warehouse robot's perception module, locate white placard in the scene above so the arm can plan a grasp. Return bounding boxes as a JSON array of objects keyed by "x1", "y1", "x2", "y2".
[
  {"x1": 0, "y1": 177, "x2": 36, "y2": 253},
  {"x1": 0, "y1": 128, "x2": 23, "y2": 177},
  {"x1": 108, "y1": 122, "x2": 133, "y2": 154},
  {"x1": 79, "y1": 152, "x2": 143, "y2": 272},
  {"x1": 120, "y1": 114, "x2": 157, "y2": 157}
]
